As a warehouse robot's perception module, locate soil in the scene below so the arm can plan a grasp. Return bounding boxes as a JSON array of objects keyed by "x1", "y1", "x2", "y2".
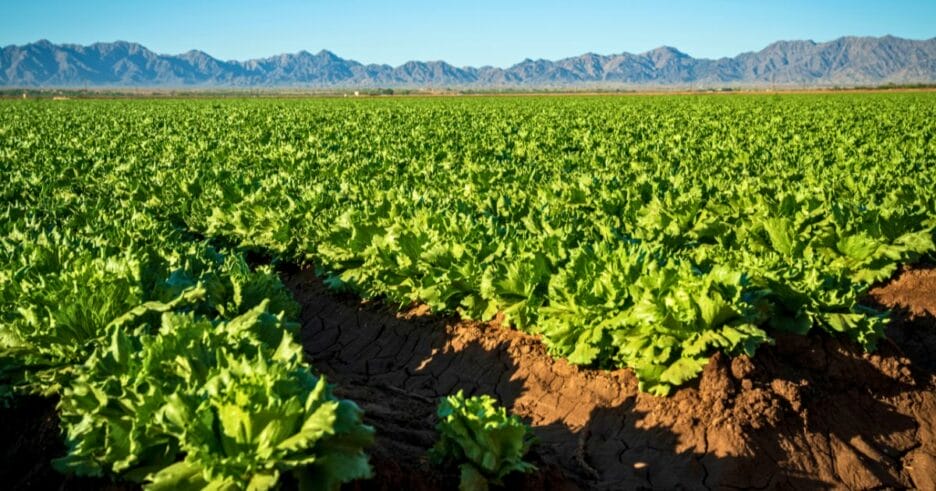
[
  {"x1": 870, "y1": 265, "x2": 936, "y2": 319},
  {"x1": 284, "y1": 265, "x2": 936, "y2": 490},
  {"x1": 2, "y1": 266, "x2": 934, "y2": 490},
  {"x1": 0, "y1": 396, "x2": 131, "y2": 490}
]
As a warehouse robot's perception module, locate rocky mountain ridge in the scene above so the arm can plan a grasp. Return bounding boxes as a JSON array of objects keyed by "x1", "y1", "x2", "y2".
[{"x1": 2, "y1": 35, "x2": 934, "y2": 88}]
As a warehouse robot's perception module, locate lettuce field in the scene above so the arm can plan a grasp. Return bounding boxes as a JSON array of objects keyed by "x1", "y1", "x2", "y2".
[{"x1": 2, "y1": 93, "x2": 936, "y2": 489}]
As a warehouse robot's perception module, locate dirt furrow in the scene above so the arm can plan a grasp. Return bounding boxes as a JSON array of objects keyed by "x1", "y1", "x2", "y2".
[{"x1": 284, "y1": 266, "x2": 936, "y2": 490}]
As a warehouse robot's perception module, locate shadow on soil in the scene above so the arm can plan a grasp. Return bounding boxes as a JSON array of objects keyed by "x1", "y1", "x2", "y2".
[
  {"x1": 283, "y1": 265, "x2": 936, "y2": 490},
  {"x1": 0, "y1": 397, "x2": 132, "y2": 490}
]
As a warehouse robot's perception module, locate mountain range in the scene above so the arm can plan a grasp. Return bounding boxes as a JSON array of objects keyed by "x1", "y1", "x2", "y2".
[{"x1": 2, "y1": 35, "x2": 935, "y2": 88}]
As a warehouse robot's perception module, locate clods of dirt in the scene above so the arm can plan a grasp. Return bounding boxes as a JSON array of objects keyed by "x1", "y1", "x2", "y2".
[
  {"x1": 284, "y1": 265, "x2": 936, "y2": 490},
  {"x1": 871, "y1": 265, "x2": 936, "y2": 319}
]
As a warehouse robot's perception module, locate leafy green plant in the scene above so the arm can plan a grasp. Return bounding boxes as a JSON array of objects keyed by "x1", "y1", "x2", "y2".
[
  {"x1": 2, "y1": 93, "x2": 935, "y2": 401},
  {"x1": 538, "y1": 244, "x2": 770, "y2": 395},
  {"x1": 0, "y1": 231, "x2": 298, "y2": 398},
  {"x1": 55, "y1": 302, "x2": 374, "y2": 490},
  {"x1": 430, "y1": 391, "x2": 536, "y2": 491}
]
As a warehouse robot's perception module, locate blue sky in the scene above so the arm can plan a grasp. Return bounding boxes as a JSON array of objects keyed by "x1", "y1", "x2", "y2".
[{"x1": 2, "y1": 1, "x2": 934, "y2": 67}]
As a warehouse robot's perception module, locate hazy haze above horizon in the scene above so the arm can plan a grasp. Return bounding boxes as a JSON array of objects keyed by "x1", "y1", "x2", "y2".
[{"x1": 2, "y1": 0, "x2": 934, "y2": 67}]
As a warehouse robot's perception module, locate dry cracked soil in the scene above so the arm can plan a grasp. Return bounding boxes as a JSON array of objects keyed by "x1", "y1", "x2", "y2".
[{"x1": 286, "y1": 264, "x2": 936, "y2": 491}]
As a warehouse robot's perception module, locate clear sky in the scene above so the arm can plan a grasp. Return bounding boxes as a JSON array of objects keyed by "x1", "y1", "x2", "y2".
[{"x1": 2, "y1": 1, "x2": 934, "y2": 67}]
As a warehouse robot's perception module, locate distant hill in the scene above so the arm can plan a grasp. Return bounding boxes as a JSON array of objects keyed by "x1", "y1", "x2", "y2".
[{"x1": 2, "y1": 36, "x2": 935, "y2": 88}]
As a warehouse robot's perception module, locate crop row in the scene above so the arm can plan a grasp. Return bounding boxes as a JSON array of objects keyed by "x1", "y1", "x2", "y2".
[
  {"x1": 1, "y1": 94, "x2": 934, "y2": 485},
  {"x1": 4, "y1": 95, "x2": 936, "y2": 394}
]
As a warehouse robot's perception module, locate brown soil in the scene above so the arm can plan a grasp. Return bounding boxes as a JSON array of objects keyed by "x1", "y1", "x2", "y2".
[
  {"x1": 871, "y1": 265, "x2": 936, "y2": 319},
  {"x1": 283, "y1": 265, "x2": 936, "y2": 490}
]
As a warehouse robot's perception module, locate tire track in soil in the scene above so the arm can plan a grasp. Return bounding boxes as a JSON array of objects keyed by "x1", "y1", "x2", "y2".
[{"x1": 283, "y1": 266, "x2": 936, "y2": 490}]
